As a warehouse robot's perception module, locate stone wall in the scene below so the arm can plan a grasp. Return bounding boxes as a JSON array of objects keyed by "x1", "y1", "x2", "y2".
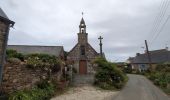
[
  {"x1": 1, "y1": 60, "x2": 61, "y2": 93},
  {"x1": 67, "y1": 43, "x2": 98, "y2": 74},
  {"x1": 0, "y1": 20, "x2": 8, "y2": 63}
]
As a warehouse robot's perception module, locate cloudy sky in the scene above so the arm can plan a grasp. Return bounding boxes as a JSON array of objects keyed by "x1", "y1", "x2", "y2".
[{"x1": 1, "y1": 0, "x2": 170, "y2": 62}]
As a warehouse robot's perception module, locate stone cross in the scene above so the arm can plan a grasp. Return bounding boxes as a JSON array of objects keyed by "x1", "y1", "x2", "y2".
[{"x1": 98, "y1": 36, "x2": 103, "y2": 57}]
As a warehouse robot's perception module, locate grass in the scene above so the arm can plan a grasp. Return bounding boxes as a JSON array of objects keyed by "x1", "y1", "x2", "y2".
[{"x1": 162, "y1": 88, "x2": 170, "y2": 95}]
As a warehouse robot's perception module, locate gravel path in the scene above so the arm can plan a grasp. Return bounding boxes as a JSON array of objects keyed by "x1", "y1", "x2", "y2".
[{"x1": 51, "y1": 85, "x2": 119, "y2": 100}]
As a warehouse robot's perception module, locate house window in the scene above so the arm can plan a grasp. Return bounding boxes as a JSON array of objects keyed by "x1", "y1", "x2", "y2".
[
  {"x1": 140, "y1": 64, "x2": 146, "y2": 71},
  {"x1": 81, "y1": 45, "x2": 85, "y2": 55}
]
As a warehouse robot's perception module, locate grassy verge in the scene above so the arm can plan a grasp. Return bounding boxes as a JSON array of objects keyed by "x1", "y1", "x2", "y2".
[
  {"x1": 8, "y1": 80, "x2": 55, "y2": 100},
  {"x1": 8, "y1": 80, "x2": 70, "y2": 100},
  {"x1": 144, "y1": 72, "x2": 170, "y2": 95},
  {"x1": 162, "y1": 88, "x2": 170, "y2": 95}
]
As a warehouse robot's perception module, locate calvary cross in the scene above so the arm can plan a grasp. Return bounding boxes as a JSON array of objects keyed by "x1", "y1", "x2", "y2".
[{"x1": 98, "y1": 36, "x2": 103, "y2": 57}]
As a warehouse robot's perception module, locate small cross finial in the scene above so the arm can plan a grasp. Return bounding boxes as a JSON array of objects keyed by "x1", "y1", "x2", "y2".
[
  {"x1": 82, "y1": 12, "x2": 84, "y2": 17},
  {"x1": 98, "y1": 36, "x2": 103, "y2": 40}
]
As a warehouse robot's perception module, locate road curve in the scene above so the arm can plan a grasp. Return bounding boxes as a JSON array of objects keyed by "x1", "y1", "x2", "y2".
[{"x1": 113, "y1": 74, "x2": 170, "y2": 100}]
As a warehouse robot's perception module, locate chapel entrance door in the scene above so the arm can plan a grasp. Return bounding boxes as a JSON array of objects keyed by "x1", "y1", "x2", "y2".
[{"x1": 79, "y1": 60, "x2": 87, "y2": 74}]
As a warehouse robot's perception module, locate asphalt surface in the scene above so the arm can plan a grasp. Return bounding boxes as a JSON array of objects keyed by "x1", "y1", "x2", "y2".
[{"x1": 113, "y1": 74, "x2": 170, "y2": 100}]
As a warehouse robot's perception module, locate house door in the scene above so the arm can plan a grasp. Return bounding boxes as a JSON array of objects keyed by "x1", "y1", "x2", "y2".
[{"x1": 79, "y1": 60, "x2": 87, "y2": 74}]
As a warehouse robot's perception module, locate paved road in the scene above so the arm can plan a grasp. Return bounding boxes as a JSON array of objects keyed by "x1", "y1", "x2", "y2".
[{"x1": 113, "y1": 74, "x2": 170, "y2": 100}]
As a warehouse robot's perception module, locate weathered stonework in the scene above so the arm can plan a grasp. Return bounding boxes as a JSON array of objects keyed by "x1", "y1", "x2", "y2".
[
  {"x1": 0, "y1": 20, "x2": 8, "y2": 65},
  {"x1": 0, "y1": 8, "x2": 15, "y2": 86},
  {"x1": 1, "y1": 61, "x2": 61, "y2": 93},
  {"x1": 67, "y1": 18, "x2": 99, "y2": 74}
]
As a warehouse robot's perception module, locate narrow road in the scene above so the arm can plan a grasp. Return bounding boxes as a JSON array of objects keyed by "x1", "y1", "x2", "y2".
[{"x1": 113, "y1": 74, "x2": 170, "y2": 100}]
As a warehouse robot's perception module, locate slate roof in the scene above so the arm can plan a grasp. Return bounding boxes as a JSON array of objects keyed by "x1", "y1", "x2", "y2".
[
  {"x1": 129, "y1": 49, "x2": 170, "y2": 64},
  {"x1": 0, "y1": 7, "x2": 15, "y2": 26},
  {"x1": 0, "y1": 7, "x2": 9, "y2": 19},
  {"x1": 7, "y1": 45, "x2": 64, "y2": 57},
  {"x1": 80, "y1": 18, "x2": 85, "y2": 24}
]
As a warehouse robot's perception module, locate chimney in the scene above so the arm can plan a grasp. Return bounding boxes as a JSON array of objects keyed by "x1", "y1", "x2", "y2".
[
  {"x1": 144, "y1": 50, "x2": 147, "y2": 54},
  {"x1": 165, "y1": 47, "x2": 168, "y2": 51},
  {"x1": 136, "y1": 53, "x2": 140, "y2": 56}
]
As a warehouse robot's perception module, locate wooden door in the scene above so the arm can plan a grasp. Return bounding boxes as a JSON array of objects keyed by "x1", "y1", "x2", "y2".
[{"x1": 79, "y1": 60, "x2": 87, "y2": 74}]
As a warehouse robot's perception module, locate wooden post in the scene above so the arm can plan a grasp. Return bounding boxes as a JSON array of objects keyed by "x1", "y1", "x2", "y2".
[{"x1": 145, "y1": 40, "x2": 152, "y2": 71}]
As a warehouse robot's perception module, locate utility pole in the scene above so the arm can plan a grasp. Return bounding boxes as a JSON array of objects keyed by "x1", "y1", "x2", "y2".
[
  {"x1": 145, "y1": 40, "x2": 152, "y2": 71},
  {"x1": 98, "y1": 36, "x2": 103, "y2": 57}
]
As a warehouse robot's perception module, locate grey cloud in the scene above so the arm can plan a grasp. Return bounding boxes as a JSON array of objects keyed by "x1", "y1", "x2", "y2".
[{"x1": 0, "y1": 0, "x2": 169, "y2": 61}]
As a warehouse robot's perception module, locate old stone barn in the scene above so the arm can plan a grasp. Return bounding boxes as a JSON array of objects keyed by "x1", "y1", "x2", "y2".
[{"x1": 67, "y1": 18, "x2": 99, "y2": 75}]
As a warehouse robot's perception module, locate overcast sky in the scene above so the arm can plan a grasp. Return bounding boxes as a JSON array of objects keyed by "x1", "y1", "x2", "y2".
[{"x1": 1, "y1": 0, "x2": 170, "y2": 62}]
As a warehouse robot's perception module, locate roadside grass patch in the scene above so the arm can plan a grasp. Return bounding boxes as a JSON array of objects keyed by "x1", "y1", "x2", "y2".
[
  {"x1": 9, "y1": 80, "x2": 56, "y2": 100},
  {"x1": 144, "y1": 63, "x2": 170, "y2": 95}
]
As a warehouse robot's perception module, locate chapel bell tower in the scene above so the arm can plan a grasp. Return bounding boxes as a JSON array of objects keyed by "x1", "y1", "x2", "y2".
[{"x1": 78, "y1": 17, "x2": 88, "y2": 45}]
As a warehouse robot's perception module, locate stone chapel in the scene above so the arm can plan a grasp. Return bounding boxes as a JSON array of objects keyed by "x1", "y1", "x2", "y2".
[{"x1": 67, "y1": 17, "x2": 99, "y2": 74}]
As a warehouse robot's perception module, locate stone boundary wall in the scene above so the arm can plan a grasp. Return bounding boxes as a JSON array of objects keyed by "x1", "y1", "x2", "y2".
[{"x1": 1, "y1": 61, "x2": 61, "y2": 93}]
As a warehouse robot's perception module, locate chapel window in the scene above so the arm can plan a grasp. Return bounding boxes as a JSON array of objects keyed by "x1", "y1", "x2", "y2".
[{"x1": 81, "y1": 45, "x2": 85, "y2": 55}]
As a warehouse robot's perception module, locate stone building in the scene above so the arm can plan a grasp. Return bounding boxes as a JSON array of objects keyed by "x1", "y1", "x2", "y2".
[
  {"x1": 0, "y1": 8, "x2": 14, "y2": 83},
  {"x1": 67, "y1": 17, "x2": 99, "y2": 74},
  {"x1": 7, "y1": 45, "x2": 65, "y2": 60},
  {"x1": 126, "y1": 48, "x2": 170, "y2": 72}
]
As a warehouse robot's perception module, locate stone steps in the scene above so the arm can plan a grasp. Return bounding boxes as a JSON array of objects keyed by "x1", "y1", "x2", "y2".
[{"x1": 72, "y1": 74, "x2": 95, "y2": 86}]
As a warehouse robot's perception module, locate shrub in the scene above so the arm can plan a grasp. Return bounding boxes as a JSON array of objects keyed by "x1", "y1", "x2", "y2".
[
  {"x1": 145, "y1": 63, "x2": 170, "y2": 94},
  {"x1": 6, "y1": 49, "x2": 25, "y2": 61},
  {"x1": 94, "y1": 57, "x2": 128, "y2": 90},
  {"x1": 9, "y1": 80, "x2": 56, "y2": 100},
  {"x1": 7, "y1": 58, "x2": 21, "y2": 65},
  {"x1": 9, "y1": 90, "x2": 30, "y2": 100},
  {"x1": 25, "y1": 53, "x2": 62, "y2": 73},
  {"x1": 72, "y1": 67, "x2": 77, "y2": 73}
]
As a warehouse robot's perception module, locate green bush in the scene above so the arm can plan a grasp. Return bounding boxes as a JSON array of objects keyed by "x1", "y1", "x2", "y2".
[
  {"x1": 143, "y1": 63, "x2": 170, "y2": 95},
  {"x1": 72, "y1": 67, "x2": 77, "y2": 73},
  {"x1": 9, "y1": 80, "x2": 56, "y2": 100},
  {"x1": 6, "y1": 49, "x2": 25, "y2": 61},
  {"x1": 7, "y1": 58, "x2": 21, "y2": 65},
  {"x1": 94, "y1": 57, "x2": 128, "y2": 90},
  {"x1": 146, "y1": 63, "x2": 170, "y2": 94},
  {"x1": 25, "y1": 53, "x2": 61, "y2": 73}
]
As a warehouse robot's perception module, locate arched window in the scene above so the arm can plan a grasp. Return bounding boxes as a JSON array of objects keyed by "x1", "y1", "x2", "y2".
[{"x1": 80, "y1": 45, "x2": 85, "y2": 55}]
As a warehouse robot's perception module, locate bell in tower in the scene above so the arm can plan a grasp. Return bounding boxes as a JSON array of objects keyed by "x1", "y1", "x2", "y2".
[{"x1": 79, "y1": 18, "x2": 86, "y2": 33}]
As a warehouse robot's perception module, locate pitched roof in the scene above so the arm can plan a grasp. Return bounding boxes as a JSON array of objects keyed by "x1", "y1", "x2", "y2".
[
  {"x1": 0, "y1": 7, "x2": 9, "y2": 19},
  {"x1": 130, "y1": 49, "x2": 170, "y2": 64},
  {"x1": 87, "y1": 43, "x2": 98, "y2": 55},
  {"x1": 7, "y1": 45, "x2": 64, "y2": 57}
]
